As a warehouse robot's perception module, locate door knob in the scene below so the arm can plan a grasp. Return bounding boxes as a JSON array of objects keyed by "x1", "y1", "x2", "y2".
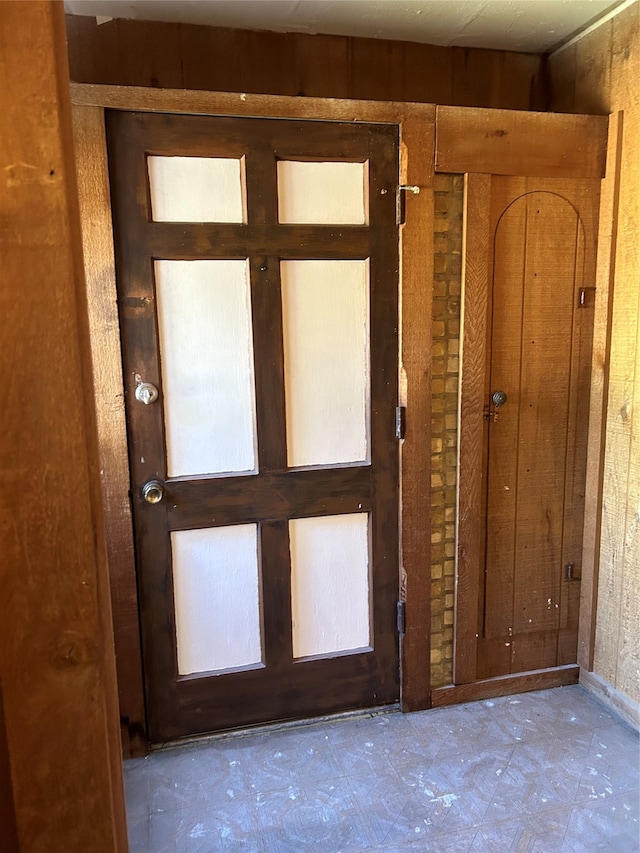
[
  {"x1": 142, "y1": 480, "x2": 164, "y2": 504},
  {"x1": 492, "y1": 390, "x2": 508, "y2": 408},
  {"x1": 135, "y1": 382, "x2": 159, "y2": 405}
]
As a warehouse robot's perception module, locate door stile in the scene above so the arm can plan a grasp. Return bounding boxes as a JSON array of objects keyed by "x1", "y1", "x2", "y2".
[
  {"x1": 368, "y1": 129, "x2": 401, "y2": 677},
  {"x1": 454, "y1": 172, "x2": 491, "y2": 686},
  {"x1": 107, "y1": 118, "x2": 181, "y2": 736}
]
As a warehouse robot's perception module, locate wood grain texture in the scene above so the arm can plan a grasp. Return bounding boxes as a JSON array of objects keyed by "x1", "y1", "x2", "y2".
[
  {"x1": 574, "y1": 20, "x2": 613, "y2": 116},
  {"x1": 548, "y1": 44, "x2": 576, "y2": 113},
  {"x1": 0, "y1": 681, "x2": 18, "y2": 853},
  {"x1": 549, "y1": 2, "x2": 640, "y2": 706},
  {"x1": 65, "y1": 15, "x2": 545, "y2": 110},
  {"x1": 455, "y1": 175, "x2": 600, "y2": 688},
  {"x1": 0, "y1": 3, "x2": 126, "y2": 849},
  {"x1": 454, "y1": 173, "x2": 491, "y2": 685},
  {"x1": 71, "y1": 81, "x2": 433, "y2": 124},
  {"x1": 72, "y1": 85, "x2": 435, "y2": 718},
  {"x1": 432, "y1": 664, "x2": 579, "y2": 707},
  {"x1": 72, "y1": 104, "x2": 146, "y2": 757},
  {"x1": 609, "y1": 3, "x2": 640, "y2": 708},
  {"x1": 399, "y1": 113, "x2": 436, "y2": 711},
  {"x1": 435, "y1": 105, "x2": 608, "y2": 178},
  {"x1": 451, "y1": 48, "x2": 543, "y2": 111}
]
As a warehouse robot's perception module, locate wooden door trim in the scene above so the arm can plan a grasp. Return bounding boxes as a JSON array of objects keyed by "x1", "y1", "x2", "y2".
[
  {"x1": 435, "y1": 106, "x2": 608, "y2": 179},
  {"x1": 71, "y1": 84, "x2": 435, "y2": 750},
  {"x1": 432, "y1": 664, "x2": 579, "y2": 707},
  {"x1": 577, "y1": 112, "x2": 623, "y2": 671},
  {"x1": 71, "y1": 104, "x2": 146, "y2": 756}
]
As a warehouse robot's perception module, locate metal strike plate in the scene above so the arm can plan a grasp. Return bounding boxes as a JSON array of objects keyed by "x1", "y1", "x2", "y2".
[{"x1": 135, "y1": 382, "x2": 159, "y2": 405}]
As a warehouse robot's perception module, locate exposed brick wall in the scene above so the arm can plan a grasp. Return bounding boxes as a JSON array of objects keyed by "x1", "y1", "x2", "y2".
[{"x1": 430, "y1": 174, "x2": 463, "y2": 688}]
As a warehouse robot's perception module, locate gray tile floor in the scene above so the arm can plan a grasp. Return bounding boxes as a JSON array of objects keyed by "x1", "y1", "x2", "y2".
[{"x1": 125, "y1": 685, "x2": 639, "y2": 852}]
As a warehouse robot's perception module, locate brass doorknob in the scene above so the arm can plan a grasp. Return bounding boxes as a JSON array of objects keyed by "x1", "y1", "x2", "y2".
[{"x1": 142, "y1": 480, "x2": 164, "y2": 504}]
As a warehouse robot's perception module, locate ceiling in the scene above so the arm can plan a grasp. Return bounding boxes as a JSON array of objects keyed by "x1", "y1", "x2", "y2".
[{"x1": 64, "y1": 0, "x2": 625, "y2": 54}]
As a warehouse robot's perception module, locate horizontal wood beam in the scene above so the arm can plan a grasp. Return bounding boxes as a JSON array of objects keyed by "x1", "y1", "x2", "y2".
[{"x1": 436, "y1": 105, "x2": 608, "y2": 178}]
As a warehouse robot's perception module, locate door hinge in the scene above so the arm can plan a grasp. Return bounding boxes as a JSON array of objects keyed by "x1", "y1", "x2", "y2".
[
  {"x1": 578, "y1": 287, "x2": 596, "y2": 307},
  {"x1": 395, "y1": 405, "x2": 406, "y2": 440},
  {"x1": 397, "y1": 600, "x2": 406, "y2": 635},
  {"x1": 565, "y1": 562, "x2": 581, "y2": 581},
  {"x1": 396, "y1": 185, "x2": 420, "y2": 225}
]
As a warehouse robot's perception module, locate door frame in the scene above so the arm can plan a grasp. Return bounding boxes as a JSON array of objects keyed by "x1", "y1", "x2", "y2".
[
  {"x1": 432, "y1": 106, "x2": 609, "y2": 706},
  {"x1": 70, "y1": 85, "x2": 610, "y2": 753},
  {"x1": 71, "y1": 83, "x2": 435, "y2": 755}
]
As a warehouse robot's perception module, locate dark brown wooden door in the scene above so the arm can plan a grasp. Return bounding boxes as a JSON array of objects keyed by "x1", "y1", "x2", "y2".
[
  {"x1": 456, "y1": 176, "x2": 599, "y2": 685},
  {"x1": 106, "y1": 111, "x2": 400, "y2": 742}
]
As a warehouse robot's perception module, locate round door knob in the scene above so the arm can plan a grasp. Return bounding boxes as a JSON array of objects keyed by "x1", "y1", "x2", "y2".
[
  {"x1": 492, "y1": 390, "x2": 508, "y2": 408},
  {"x1": 142, "y1": 480, "x2": 164, "y2": 504}
]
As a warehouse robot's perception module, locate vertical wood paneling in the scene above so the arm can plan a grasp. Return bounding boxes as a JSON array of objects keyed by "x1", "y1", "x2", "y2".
[
  {"x1": 181, "y1": 24, "x2": 244, "y2": 92},
  {"x1": 454, "y1": 173, "x2": 491, "y2": 685},
  {"x1": 549, "y1": 44, "x2": 577, "y2": 113},
  {"x1": 402, "y1": 41, "x2": 453, "y2": 105},
  {"x1": 0, "y1": 2, "x2": 126, "y2": 848},
  {"x1": 349, "y1": 37, "x2": 406, "y2": 101},
  {"x1": 550, "y1": 1, "x2": 640, "y2": 706},
  {"x1": 240, "y1": 30, "x2": 298, "y2": 96},
  {"x1": 116, "y1": 19, "x2": 184, "y2": 88},
  {"x1": 65, "y1": 15, "x2": 546, "y2": 110},
  {"x1": 574, "y1": 21, "x2": 613, "y2": 114},
  {"x1": 608, "y1": 4, "x2": 640, "y2": 701},
  {"x1": 451, "y1": 48, "x2": 541, "y2": 110},
  {"x1": 293, "y1": 33, "x2": 350, "y2": 99},
  {"x1": 65, "y1": 14, "x2": 123, "y2": 85}
]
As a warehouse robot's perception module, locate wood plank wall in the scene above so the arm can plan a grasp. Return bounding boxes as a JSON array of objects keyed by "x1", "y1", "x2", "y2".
[
  {"x1": 0, "y1": 3, "x2": 127, "y2": 849},
  {"x1": 549, "y1": 2, "x2": 640, "y2": 709},
  {"x1": 65, "y1": 15, "x2": 547, "y2": 110}
]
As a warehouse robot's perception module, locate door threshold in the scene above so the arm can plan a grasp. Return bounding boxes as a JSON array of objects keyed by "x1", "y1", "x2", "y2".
[
  {"x1": 149, "y1": 703, "x2": 401, "y2": 752},
  {"x1": 431, "y1": 664, "x2": 579, "y2": 707}
]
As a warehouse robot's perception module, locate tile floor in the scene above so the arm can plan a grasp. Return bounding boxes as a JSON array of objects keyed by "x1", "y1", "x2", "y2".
[{"x1": 125, "y1": 685, "x2": 639, "y2": 852}]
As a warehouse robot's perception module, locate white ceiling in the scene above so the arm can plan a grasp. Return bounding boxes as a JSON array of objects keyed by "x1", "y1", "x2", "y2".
[{"x1": 64, "y1": 0, "x2": 625, "y2": 54}]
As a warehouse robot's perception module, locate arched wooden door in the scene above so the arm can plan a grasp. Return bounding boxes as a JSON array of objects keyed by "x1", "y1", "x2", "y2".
[{"x1": 455, "y1": 176, "x2": 600, "y2": 689}]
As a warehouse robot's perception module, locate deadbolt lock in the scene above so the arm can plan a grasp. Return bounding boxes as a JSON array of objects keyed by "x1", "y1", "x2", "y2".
[
  {"x1": 135, "y1": 382, "x2": 159, "y2": 405},
  {"x1": 142, "y1": 480, "x2": 164, "y2": 504}
]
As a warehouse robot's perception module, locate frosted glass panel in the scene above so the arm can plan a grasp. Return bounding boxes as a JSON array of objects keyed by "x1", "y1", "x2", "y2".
[
  {"x1": 148, "y1": 156, "x2": 244, "y2": 222},
  {"x1": 278, "y1": 161, "x2": 367, "y2": 224},
  {"x1": 172, "y1": 525, "x2": 261, "y2": 675},
  {"x1": 155, "y1": 260, "x2": 256, "y2": 476},
  {"x1": 290, "y1": 513, "x2": 370, "y2": 659},
  {"x1": 281, "y1": 260, "x2": 369, "y2": 467}
]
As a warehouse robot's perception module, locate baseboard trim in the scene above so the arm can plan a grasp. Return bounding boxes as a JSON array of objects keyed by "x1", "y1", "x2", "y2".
[
  {"x1": 431, "y1": 664, "x2": 579, "y2": 707},
  {"x1": 580, "y1": 669, "x2": 640, "y2": 731}
]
